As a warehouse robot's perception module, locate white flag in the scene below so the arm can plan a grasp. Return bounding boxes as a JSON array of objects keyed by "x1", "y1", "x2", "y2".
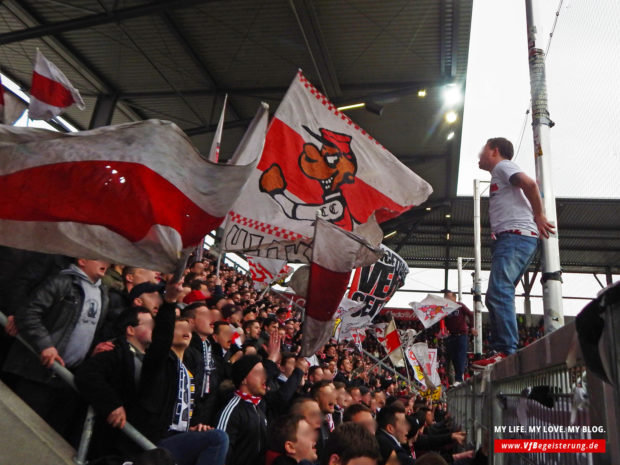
[
  {"x1": 208, "y1": 94, "x2": 227, "y2": 162},
  {"x1": 409, "y1": 294, "x2": 460, "y2": 329}
]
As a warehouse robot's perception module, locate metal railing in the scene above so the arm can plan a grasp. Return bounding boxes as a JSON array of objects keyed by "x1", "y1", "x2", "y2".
[
  {"x1": 0, "y1": 311, "x2": 156, "y2": 464},
  {"x1": 447, "y1": 313, "x2": 620, "y2": 465}
]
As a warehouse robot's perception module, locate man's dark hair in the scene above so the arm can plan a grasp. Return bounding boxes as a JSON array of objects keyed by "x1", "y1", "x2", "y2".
[
  {"x1": 281, "y1": 352, "x2": 296, "y2": 366},
  {"x1": 122, "y1": 266, "x2": 136, "y2": 283},
  {"x1": 243, "y1": 307, "x2": 258, "y2": 317},
  {"x1": 213, "y1": 321, "x2": 229, "y2": 335},
  {"x1": 487, "y1": 137, "x2": 514, "y2": 160},
  {"x1": 308, "y1": 365, "x2": 323, "y2": 379},
  {"x1": 342, "y1": 403, "x2": 372, "y2": 423},
  {"x1": 346, "y1": 385, "x2": 361, "y2": 395},
  {"x1": 310, "y1": 380, "x2": 333, "y2": 400},
  {"x1": 276, "y1": 307, "x2": 288, "y2": 315},
  {"x1": 115, "y1": 306, "x2": 151, "y2": 335},
  {"x1": 263, "y1": 316, "x2": 278, "y2": 329},
  {"x1": 321, "y1": 422, "x2": 381, "y2": 465},
  {"x1": 333, "y1": 381, "x2": 346, "y2": 390},
  {"x1": 376, "y1": 400, "x2": 406, "y2": 430},
  {"x1": 180, "y1": 302, "x2": 208, "y2": 319},
  {"x1": 268, "y1": 414, "x2": 305, "y2": 454},
  {"x1": 243, "y1": 319, "x2": 259, "y2": 333},
  {"x1": 189, "y1": 279, "x2": 206, "y2": 291},
  {"x1": 338, "y1": 357, "x2": 349, "y2": 370}
]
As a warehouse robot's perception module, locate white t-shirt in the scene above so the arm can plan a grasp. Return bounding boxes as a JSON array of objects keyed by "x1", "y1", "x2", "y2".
[{"x1": 489, "y1": 160, "x2": 538, "y2": 236}]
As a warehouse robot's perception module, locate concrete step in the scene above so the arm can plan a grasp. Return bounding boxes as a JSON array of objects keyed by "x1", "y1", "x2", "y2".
[{"x1": 0, "y1": 380, "x2": 76, "y2": 465}]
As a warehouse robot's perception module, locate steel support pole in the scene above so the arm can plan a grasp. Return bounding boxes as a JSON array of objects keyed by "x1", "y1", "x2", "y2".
[
  {"x1": 525, "y1": 0, "x2": 564, "y2": 333},
  {"x1": 472, "y1": 180, "x2": 483, "y2": 355},
  {"x1": 457, "y1": 257, "x2": 463, "y2": 302}
]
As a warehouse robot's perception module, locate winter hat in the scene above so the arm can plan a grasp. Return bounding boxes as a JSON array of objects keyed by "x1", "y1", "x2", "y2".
[
  {"x1": 232, "y1": 354, "x2": 262, "y2": 388},
  {"x1": 129, "y1": 282, "x2": 164, "y2": 301}
]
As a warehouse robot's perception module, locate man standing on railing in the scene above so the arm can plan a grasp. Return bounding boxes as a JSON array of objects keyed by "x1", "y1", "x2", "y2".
[
  {"x1": 3, "y1": 258, "x2": 110, "y2": 443},
  {"x1": 473, "y1": 138, "x2": 555, "y2": 369}
]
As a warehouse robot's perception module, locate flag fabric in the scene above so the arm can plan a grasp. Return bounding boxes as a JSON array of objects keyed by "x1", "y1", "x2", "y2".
[
  {"x1": 222, "y1": 70, "x2": 432, "y2": 262},
  {"x1": 409, "y1": 294, "x2": 460, "y2": 329},
  {"x1": 208, "y1": 94, "x2": 227, "y2": 162},
  {"x1": 334, "y1": 298, "x2": 369, "y2": 342},
  {"x1": 247, "y1": 256, "x2": 289, "y2": 291},
  {"x1": 29, "y1": 49, "x2": 85, "y2": 120},
  {"x1": 0, "y1": 78, "x2": 27, "y2": 125},
  {"x1": 0, "y1": 78, "x2": 4, "y2": 124},
  {"x1": 0, "y1": 112, "x2": 267, "y2": 272},
  {"x1": 374, "y1": 319, "x2": 405, "y2": 367},
  {"x1": 405, "y1": 342, "x2": 440, "y2": 390},
  {"x1": 301, "y1": 219, "x2": 382, "y2": 356},
  {"x1": 347, "y1": 244, "x2": 409, "y2": 320}
]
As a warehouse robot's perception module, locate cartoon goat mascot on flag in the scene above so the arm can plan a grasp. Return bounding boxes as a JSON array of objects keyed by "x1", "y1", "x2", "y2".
[{"x1": 259, "y1": 126, "x2": 359, "y2": 230}]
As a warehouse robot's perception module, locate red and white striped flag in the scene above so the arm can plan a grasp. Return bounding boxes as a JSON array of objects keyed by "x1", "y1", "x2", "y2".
[
  {"x1": 208, "y1": 94, "x2": 227, "y2": 162},
  {"x1": 301, "y1": 219, "x2": 382, "y2": 356},
  {"x1": 29, "y1": 49, "x2": 85, "y2": 120},
  {"x1": 0, "y1": 111, "x2": 267, "y2": 272},
  {"x1": 374, "y1": 319, "x2": 405, "y2": 367},
  {"x1": 222, "y1": 71, "x2": 432, "y2": 262}
]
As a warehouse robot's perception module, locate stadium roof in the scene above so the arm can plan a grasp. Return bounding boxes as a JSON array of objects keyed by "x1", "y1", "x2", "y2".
[{"x1": 1, "y1": 0, "x2": 617, "y2": 274}]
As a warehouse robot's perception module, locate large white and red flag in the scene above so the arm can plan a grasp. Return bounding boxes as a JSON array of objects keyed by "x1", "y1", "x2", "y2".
[
  {"x1": 29, "y1": 49, "x2": 85, "y2": 120},
  {"x1": 301, "y1": 219, "x2": 382, "y2": 356},
  {"x1": 0, "y1": 110, "x2": 268, "y2": 272},
  {"x1": 222, "y1": 71, "x2": 432, "y2": 262},
  {"x1": 409, "y1": 294, "x2": 460, "y2": 329}
]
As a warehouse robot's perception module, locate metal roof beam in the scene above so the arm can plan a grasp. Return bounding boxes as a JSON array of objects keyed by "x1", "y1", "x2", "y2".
[
  {"x1": 0, "y1": 0, "x2": 213, "y2": 45},
  {"x1": 159, "y1": 11, "x2": 242, "y2": 121},
  {"x1": 99, "y1": 80, "x2": 442, "y2": 99},
  {"x1": 289, "y1": 0, "x2": 341, "y2": 98}
]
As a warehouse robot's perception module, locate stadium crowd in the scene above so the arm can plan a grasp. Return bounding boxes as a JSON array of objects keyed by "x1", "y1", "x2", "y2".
[{"x1": 0, "y1": 248, "x2": 491, "y2": 465}]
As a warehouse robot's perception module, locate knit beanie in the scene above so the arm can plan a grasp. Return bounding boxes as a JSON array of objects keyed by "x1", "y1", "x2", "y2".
[{"x1": 232, "y1": 354, "x2": 262, "y2": 388}]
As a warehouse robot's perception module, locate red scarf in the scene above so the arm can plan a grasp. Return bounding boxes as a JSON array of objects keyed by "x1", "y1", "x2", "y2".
[{"x1": 235, "y1": 389, "x2": 262, "y2": 406}]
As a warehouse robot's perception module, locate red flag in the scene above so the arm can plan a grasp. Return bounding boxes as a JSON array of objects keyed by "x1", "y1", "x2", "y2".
[
  {"x1": 0, "y1": 112, "x2": 267, "y2": 272},
  {"x1": 29, "y1": 49, "x2": 85, "y2": 120},
  {"x1": 301, "y1": 219, "x2": 382, "y2": 356}
]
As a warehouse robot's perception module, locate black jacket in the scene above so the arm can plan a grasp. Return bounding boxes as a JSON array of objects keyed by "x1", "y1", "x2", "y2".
[
  {"x1": 376, "y1": 429, "x2": 416, "y2": 465},
  {"x1": 216, "y1": 394, "x2": 268, "y2": 465},
  {"x1": 74, "y1": 337, "x2": 143, "y2": 458},
  {"x1": 4, "y1": 271, "x2": 109, "y2": 383},
  {"x1": 131, "y1": 301, "x2": 202, "y2": 443}
]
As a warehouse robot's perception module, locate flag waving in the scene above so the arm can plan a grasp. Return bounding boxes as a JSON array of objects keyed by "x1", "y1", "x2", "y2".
[
  {"x1": 208, "y1": 94, "x2": 227, "y2": 162},
  {"x1": 29, "y1": 49, "x2": 85, "y2": 120},
  {"x1": 0, "y1": 112, "x2": 267, "y2": 272},
  {"x1": 222, "y1": 71, "x2": 432, "y2": 262},
  {"x1": 301, "y1": 219, "x2": 382, "y2": 356},
  {"x1": 410, "y1": 294, "x2": 460, "y2": 328}
]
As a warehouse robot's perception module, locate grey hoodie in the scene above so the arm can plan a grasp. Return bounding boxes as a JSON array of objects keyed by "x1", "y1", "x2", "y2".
[{"x1": 61, "y1": 264, "x2": 103, "y2": 367}]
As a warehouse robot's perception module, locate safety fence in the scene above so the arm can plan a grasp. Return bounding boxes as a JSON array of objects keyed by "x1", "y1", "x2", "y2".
[{"x1": 447, "y1": 302, "x2": 620, "y2": 465}]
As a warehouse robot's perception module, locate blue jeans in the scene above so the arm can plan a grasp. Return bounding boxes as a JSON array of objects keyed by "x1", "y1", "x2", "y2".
[
  {"x1": 485, "y1": 233, "x2": 538, "y2": 355},
  {"x1": 446, "y1": 334, "x2": 468, "y2": 382},
  {"x1": 158, "y1": 429, "x2": 229, "y2": 465}
]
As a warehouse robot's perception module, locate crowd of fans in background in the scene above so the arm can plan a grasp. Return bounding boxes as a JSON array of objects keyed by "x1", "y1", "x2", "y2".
[{"x1": 0, "y1": 247, "x2": 503, "y2": 465}]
